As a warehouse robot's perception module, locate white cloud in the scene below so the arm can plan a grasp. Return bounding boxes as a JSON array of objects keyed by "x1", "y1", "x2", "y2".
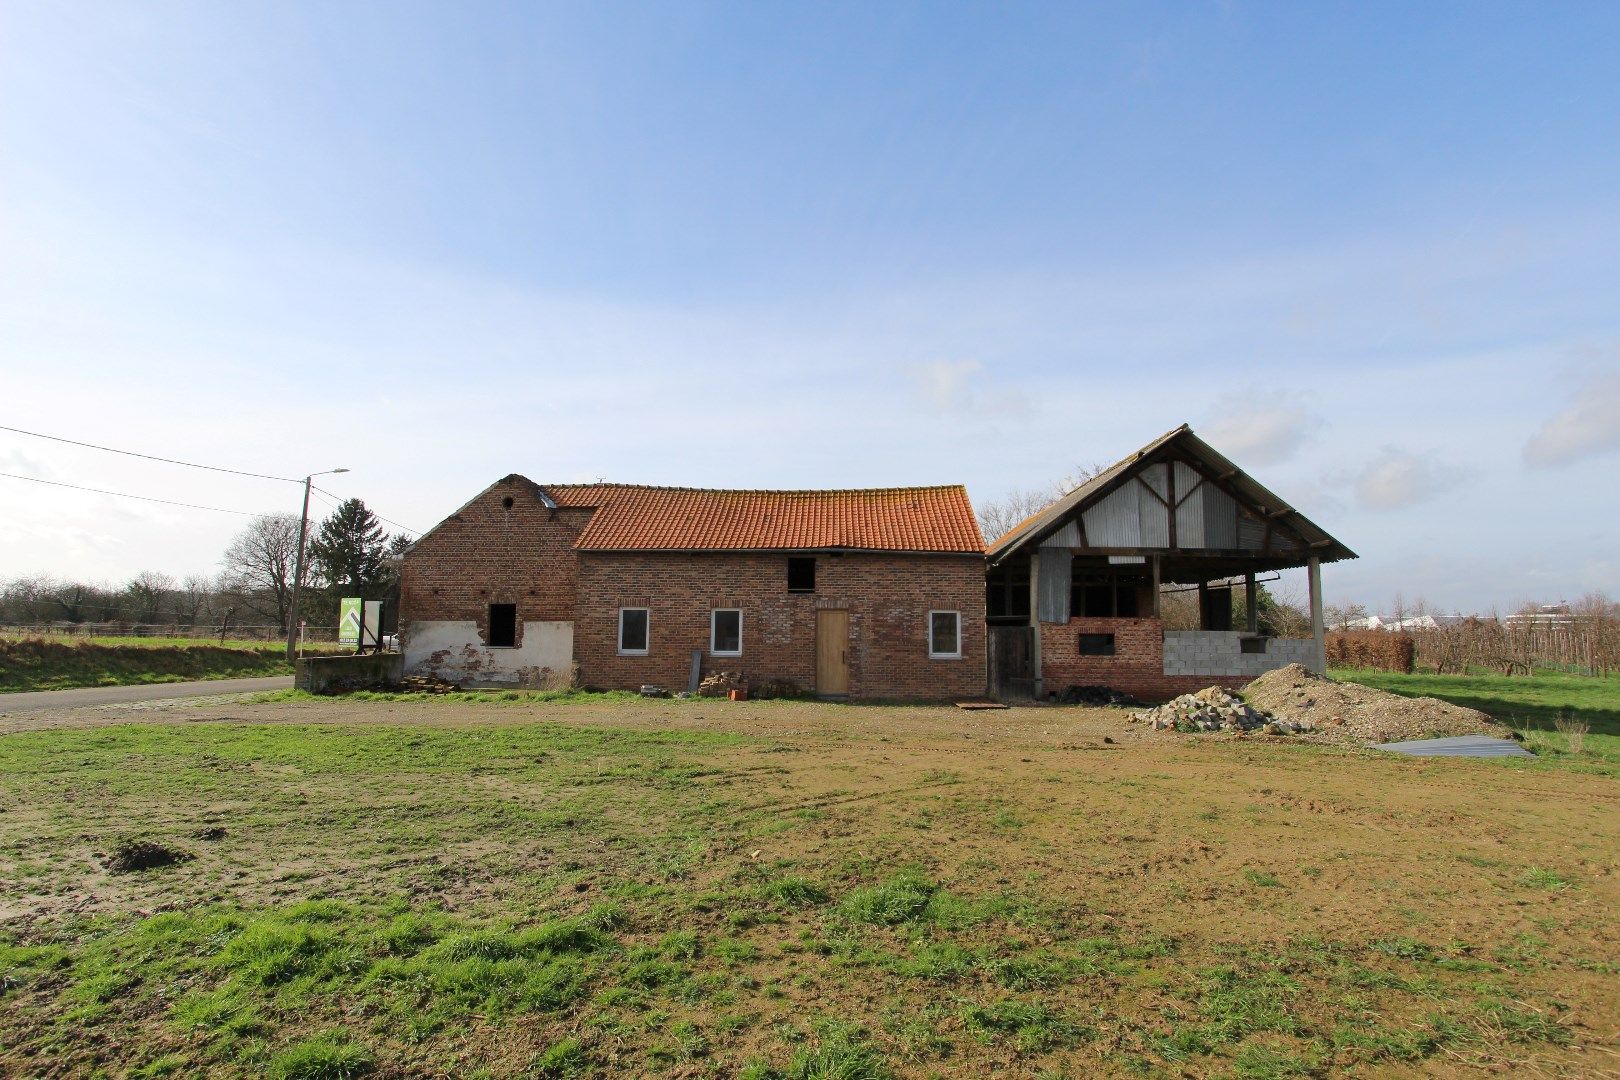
[
  {"x1": 904, "y1": 359, "x2": 1029, "y2": 415},
  {"x1": 1351, "y1": 449, "x2": 1459, "y2": 511},
  {"x1": 1523, "y1": 367, "x2": 1620, "y2": 467},
  {"x1": 0, "y1": 447, "x2": 49, "y2": 476},
  {"x1": 1200, "y1": 397, "x2": 1316, "y2": 465}
]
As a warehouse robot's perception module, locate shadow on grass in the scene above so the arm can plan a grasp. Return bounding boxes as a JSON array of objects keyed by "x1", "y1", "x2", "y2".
[{"x1": 1333, "y1": 669, "x2": 1620, "y2": 737}]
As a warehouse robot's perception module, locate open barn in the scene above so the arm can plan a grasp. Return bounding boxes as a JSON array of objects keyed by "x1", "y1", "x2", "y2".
[{"x1": 985, "y1": 425, "x2": 1356, "y2": 702}]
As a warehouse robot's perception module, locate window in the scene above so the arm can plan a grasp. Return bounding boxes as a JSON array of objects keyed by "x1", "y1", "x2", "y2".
[
  {"x1": 618, "y1": 608, "x2": 649, "y2": 654},
  {"x1": 1079, "y1": 632, "x2": 1116, "y2": 656},
  {"x1": 487, "y1": 604, "x2": 517, "y2": 648},
  {"x1": 787, "y1": 557, "x2": 816, "y2": 593},
  {"x1": 929, "y1": 610, "x2": 961, "y2": 658},
  {"x1": 711, "y1": 609, "x2": 742, "y2": 656}
]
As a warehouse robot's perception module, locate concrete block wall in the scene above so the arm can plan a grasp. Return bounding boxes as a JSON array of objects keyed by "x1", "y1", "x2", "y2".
[{"x1": 1162, "y1": 631, "x2": 1321, "y2": 678}]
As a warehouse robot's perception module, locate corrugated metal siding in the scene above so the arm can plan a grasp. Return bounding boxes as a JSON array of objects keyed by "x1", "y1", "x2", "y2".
[
  {"x1": 1203, "y1": 484, "x2": 1238, "y2": 548},
  {"x1": 1238, "y1": 511, "x2": 1267, "y2": 550},
  {"x1": 1039, "y1": 521, "x2": 1080, "y2": 548},
  {"x1": 1174, "y1": 465, "x2": 1205, "y2": 548},
  {"x1": 1036, "y1": 549, "x2": 1071, "y2": 623},
  {"x1": 1082, "y1": 485, "x2": 1143, "y2": 546},
  {"x1": 1375, "y1": 735, "x2": 1534, "y2": 758},
  {"x1": 1140, "y1": 463, "x2": 1169, "y2": 501},
  {"x1": 1139, "y1": 483, "x2": 1170, "y2": 547}
]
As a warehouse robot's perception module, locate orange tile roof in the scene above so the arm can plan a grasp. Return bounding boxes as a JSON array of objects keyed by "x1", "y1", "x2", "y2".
[{"x1": 541, "y1": 483, "x2": 984, "y2": 553}]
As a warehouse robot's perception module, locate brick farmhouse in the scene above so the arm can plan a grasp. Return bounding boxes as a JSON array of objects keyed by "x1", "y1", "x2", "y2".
[
  {"x1": 398, "y1": 480, "x2": 987, "y2": 699},
  {"x1": 396, "y1": 425, "x2": 1353, "y2": 701}
]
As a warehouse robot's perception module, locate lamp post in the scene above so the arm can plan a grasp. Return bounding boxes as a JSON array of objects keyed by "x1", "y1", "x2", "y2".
[{"x1": 285, "y1": 468, "x2": 350, "y2": 662}]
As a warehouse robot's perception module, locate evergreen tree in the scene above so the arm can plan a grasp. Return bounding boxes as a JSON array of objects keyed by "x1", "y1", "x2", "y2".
[{"x1": 309, "y1": 499, "x2": 390, "y2": 597}]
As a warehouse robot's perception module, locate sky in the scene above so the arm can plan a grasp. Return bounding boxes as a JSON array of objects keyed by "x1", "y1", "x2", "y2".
[{"x1": 2, "y1": 0, "x2": 1618, "y2": 614}]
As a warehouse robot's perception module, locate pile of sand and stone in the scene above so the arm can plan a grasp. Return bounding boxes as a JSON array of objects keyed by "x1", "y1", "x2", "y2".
[{"x1": 1240, "y1": 663, "x2": 1514, "y2": 746}]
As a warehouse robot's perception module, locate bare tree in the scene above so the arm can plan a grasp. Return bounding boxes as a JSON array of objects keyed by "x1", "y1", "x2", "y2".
[
  {"x1": 1324, "y1": 601, "x2": 1369, "y2": 631},
  {"x1": 976, "y1": 462, "x2": 1110, "y2": 544},
  {"x1": 179, "y1": 574, "x2": 214, "y2": 627},
  {"x1": 124, "y1": 572, "x2": 177, "y2": 625},
  {"x1": 220, "y1": 514, "x2": 303, "y2": 629}
]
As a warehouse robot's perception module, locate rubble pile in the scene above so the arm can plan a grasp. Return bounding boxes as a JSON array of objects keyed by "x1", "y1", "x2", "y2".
[
  {"x1": 1243, "y1": 663, "x2": 1509, "y2": 745},
  {"x1": 697, "y1": 671, "x2": 745, "y2": 698},
  {"x1": 1130, "y1": 686, "x2": 1310, "y2": 735},
  {"x1": 396, "y1": 674, "x2": 462, "y2": 695}
]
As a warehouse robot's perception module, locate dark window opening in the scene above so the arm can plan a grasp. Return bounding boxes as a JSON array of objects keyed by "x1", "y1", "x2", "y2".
[
  {"x1": 1071, "y1": 575, "x2": 1142, "y2": 618},
  {"x1": 619, "y1": 608, "x2": 649, "y2": 654},
  {"x1": 501, "y1": 495, "x2": 515, "y2": 510},
  {"x1": 488, "y1": 604, "x2": 517, "y2": 648},
  {"x1": 787, "y1": 557, "x2": 816, "y2": 593},
  {"x1": 1240, "y1": 636, "x2": 1268, "y2": 654},
  {"x1": 986, "y1": 560, "x2": 1032, "y2": 622},
  {"x1": 1079, "y1": 632, "x2": 1116, "y2": 656},
  {"x1": 1200, "y1": 586, "x2": 1233, "y2": 631},
  {"x1": 712, "y1": 609, "x2": 742, "y2": 655}
]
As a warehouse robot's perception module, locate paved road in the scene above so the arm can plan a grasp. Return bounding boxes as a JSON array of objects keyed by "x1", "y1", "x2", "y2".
[{"x1": 0, "y1": 676, "x2": 294, "y2": 714}]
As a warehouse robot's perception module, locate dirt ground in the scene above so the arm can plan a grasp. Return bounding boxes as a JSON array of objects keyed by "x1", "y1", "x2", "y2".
[{"x1": 2, "y1": 692, "x2": 1617, "y2": 1078}]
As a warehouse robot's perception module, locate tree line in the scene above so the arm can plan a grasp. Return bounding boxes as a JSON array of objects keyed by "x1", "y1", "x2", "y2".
[{"x1": 0, "y1": 499, "x2": 411, "y2": 636}]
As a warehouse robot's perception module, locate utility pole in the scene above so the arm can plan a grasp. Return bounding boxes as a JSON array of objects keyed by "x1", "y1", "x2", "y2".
[{"x1": 285, "y1": 468, "x2": 349, "y2": 662}]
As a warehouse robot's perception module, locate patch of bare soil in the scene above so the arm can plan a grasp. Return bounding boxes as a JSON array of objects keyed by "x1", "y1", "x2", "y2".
[
  {"x1": 100, "y1": 839, "x2": 191, "y2": 873},
  {"x1": 1244, "y1": 663, "x2": 1513, "y2": 745}
]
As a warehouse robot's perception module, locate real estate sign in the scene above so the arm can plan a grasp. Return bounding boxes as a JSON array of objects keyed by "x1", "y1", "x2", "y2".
[{"x1": 338, "y1": 598, "x2": 382, "y2": 648}]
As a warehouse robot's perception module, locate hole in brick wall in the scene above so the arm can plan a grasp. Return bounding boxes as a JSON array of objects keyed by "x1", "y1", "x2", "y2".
[
  {"x1": 787, "y1": 557, "x2": 816, "y2": 592},
  {"x1": 1079, "y1": 632, "x2": 1116, "y2": 656},
  {"x1": 502, "y1": 496, "x2": 515, "y2": 509},
  {"x1": 488, "y1": 603, "x2": 517, "y2": 647}
]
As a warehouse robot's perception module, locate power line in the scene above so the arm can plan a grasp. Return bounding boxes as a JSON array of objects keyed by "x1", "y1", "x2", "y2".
[
  {"x1": 312, "y1": 484, "x2": 420, "y2": 536},
  {"x1": 0, "y1": 472, "x2": 261, "y2": 516},
  {"x1": 1, "y1": 422, "x2": 422, "y2": 535},
  {"x1": 0, "y1": 424, "x2": 299, "y2": 483}
]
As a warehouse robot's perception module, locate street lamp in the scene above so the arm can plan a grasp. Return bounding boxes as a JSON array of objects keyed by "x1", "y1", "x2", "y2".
[{"x1": 286, "y1": 468, "x2": 350, "y2": 662}]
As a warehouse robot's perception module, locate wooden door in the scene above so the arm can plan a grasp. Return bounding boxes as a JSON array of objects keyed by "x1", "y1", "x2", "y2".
[
  {"x1": 815, "y1": 609, "x2": 850, "y2": 695},
  {"x1": 988, "y1": 625, "x2": 1035, "y2": 700}
]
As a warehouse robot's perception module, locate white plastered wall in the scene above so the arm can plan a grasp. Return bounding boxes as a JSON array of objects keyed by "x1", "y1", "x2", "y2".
[{"x1": 402, "y1": 620, "x2": 574, "y2": 688}]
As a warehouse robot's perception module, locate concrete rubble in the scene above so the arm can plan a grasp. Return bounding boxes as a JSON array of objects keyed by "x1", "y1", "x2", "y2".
[{"x1": 1129, "y1": 685, "x2": 1311, "y2": 735}]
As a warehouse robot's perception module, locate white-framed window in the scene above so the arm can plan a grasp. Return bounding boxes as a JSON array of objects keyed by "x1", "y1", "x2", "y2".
[
  {"x1": 711, "y1": 608, "x2": 743, "y2": 656},
  {"x1": 618, "y1": 608, "x2": 650, "y2": 655},
  {"x1": 928, "y1": 610, "x2": 961, "y2": 659}
]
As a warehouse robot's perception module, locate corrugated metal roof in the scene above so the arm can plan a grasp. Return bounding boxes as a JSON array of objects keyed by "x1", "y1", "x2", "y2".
[{"x1": 1374, "y1": 735, "x2": 1535, "y2": 758}]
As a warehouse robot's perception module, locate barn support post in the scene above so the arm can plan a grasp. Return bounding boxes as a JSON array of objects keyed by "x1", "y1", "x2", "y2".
[
  {"x1": 1244, "y1": 572, "x2": 1258, "y2": 633},
  {"x1": 1150, "y1": 555, "x2": 1161, "y2": 617},
  {"x1": 1307, "y1": 556, "x2": 1325, "y2": 674},
  {"x1": 1029, "y1": 552, "x2": 1043, "y2": 699}
]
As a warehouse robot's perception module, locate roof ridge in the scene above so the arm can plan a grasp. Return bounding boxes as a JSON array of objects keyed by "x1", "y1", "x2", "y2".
[{"x1": 539, "y1": 482, "x2": 967, "y2": 496}]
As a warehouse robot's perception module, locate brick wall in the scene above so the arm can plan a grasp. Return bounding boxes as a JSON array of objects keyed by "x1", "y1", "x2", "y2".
[
  {"x1": 1039, "y1": 616, "x2": 1252, "y2": 703},
  {"x1": 398, "y1": 476, "x2": 590, "y2": 649},
  {"x1": 575, "y1": 551, "x2": 986, "y2": 699}
]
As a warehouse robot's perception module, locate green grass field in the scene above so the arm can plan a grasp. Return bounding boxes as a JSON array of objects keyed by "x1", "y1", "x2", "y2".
[
  {"x1": 0, "y1": 635, "x2": 329, "y2": 693},
  {"x1": 3, "y1": 677, "x2": 1617, "y2": 1077}
]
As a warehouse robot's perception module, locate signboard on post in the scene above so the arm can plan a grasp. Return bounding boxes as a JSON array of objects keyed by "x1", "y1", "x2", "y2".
[{"x1": 338, "y1": 598, "x2": 382, "y2": 650}]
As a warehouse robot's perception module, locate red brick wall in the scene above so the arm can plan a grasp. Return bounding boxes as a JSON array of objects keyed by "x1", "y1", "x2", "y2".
[
  {"x1": 398, "y1": 477, "x2": 590, "y2": 649},
  {"x1": 1039, "y1": 616, "x2": 1248, "y2": 703},
  {"x1": 575, "y1": 551, "x2": 986, "y2": 699}
]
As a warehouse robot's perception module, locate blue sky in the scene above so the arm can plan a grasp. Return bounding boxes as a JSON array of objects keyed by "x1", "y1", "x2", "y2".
[{"x1": 2, "y1": 1, "x2": 1618, "y2": 613}]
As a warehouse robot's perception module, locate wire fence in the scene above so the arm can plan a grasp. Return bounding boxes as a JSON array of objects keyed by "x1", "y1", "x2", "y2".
[{"x1": 0, "y1": 623, "x2": 343, "y2": 644}]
